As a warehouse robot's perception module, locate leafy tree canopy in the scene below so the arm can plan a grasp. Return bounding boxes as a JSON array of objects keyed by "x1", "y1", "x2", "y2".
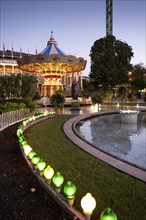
[
  {"x1": 130, "y1": 63, "x2": 146, "y2": 80},
  {"x1": 90, "y1": 35, "x2": 133, "y2": 93},
  {"x1": 0, "y1": 74, "x2": 37, "y2": 102}
]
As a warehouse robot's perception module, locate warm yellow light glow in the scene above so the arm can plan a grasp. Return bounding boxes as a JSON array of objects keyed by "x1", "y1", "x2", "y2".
[
  {"x1": 116, "y1": 103, "x2": 119, "y2": 108},
  {"x1": 81, "y1": 193, "x2": 96, "y2": 217},
  {"x1": 43, "y1": 165, "x2": 54, "y2": 180},
  {"x1": 24, "y1": 145, "x2": 32, "y2": 156},
  {"x1": 32, "y1": 116, "x2": 36, "y2": 120}
]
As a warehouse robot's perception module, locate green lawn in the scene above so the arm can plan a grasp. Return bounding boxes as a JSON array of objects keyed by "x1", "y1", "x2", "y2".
[{"x1": 24, "y1": 114, "x2": 146, "y2": 220}]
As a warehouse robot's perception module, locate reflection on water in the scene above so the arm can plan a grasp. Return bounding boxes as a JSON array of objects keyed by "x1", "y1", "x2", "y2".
[
  {"x1": 76, "y1": 113, "x2": 146, "y2": 170},
  {"x1": 43, "y1": 103, "x2": 146, "y2": 115}
]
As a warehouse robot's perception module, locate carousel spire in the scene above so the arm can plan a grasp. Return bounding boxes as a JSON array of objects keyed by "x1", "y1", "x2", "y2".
[{"x1": 47, "y1": 31, "x2": 57, "y2": 45}]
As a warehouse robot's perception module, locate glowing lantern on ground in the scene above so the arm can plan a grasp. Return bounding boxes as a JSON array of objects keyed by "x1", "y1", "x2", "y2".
[
  {"x1": 21, "y1": 141, "x2": 28, "y2": 146},
  {"x1": 23, "y1": 145, "x2": 32, "y2": 156},
  {"x1": 22, "y1": 121, "x2": 27, "y2": 126},
  {"x1": 28, "y1": 150, "x2": 37, "y2": 159},
  {"x1": 100, "y1": 207, "x2": 118, "y2": 220},
  {"x1": 36, "y1": 161, "x2": 46, "y2": 172},
  {"x1": 43, "y1": 165, "x2": 54, "y2": 183},
  {"x1": 81, "y1": 193, "x2": 96, "y2": 220},
  {"x1": 52, "y1": 172, "x2": 64, "y2": 192},
  {"x1": 63, "y1": 181, "x2": 77, "y2": 206},
  {"x1": 31, "y1": 155, "x2": 41, "y2": 165}
]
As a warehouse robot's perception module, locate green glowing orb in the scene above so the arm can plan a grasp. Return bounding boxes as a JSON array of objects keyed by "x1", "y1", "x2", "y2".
[
  {"x1": 100, "y1": 208, "x2": 118, "y2": 220},
  {"x1": 28, "y1": 150, "x2": 37, "y2": 159},
  {"x1": 63, "y1": 181, "x2": 77, "y2": 199},
  {"x1": 52, "y1": 172, "x2": 64, "y2": 188},
  {"x1": 36, "y1": 161, "x2": 46, "y2": 171},
  {"x1": 31, "y1": 155, "x2": 40, "y2": 165}
]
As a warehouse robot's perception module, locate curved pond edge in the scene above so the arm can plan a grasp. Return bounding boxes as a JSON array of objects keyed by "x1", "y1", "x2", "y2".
[{"x1": 63, "y1": 110, "x2": 146, "y2": 182}]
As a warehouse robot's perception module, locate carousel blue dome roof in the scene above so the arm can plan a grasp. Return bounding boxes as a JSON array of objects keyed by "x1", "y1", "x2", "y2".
[{"x1": 39, "y1": 31, "x2": 67, "y2": 56}]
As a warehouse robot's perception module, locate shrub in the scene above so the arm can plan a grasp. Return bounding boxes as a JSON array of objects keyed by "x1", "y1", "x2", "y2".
[{"x1": 50, "y1": 90, "x2": 65, "y2": 107}]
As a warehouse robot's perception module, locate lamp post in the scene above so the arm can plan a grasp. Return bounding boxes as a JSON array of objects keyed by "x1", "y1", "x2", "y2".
[
  {"x1": 43, "y1": 165, "x2": 54, "y2": 183},
  {"x1": 100, "y1": 207, "x2": 118, "y2": 220},
  {"x1": 63, "y1": 181, "x2": 77, "y2": 207},
  {"x1": 81, "y1": 193, "x2": 96, "y2": 220},
  {"x1": 52, "y1": 172, "x2": 64, "y2": 192}
]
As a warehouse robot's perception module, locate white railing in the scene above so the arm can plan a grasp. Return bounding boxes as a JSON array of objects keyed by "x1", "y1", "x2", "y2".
[{"x1": 0, "y1": 109, "x2": 33, "y2": 131}]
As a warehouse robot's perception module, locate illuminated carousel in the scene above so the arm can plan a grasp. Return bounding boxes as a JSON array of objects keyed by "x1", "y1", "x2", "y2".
[{"x1": 17, "y1": 32, "x2": 87, "y2": 97}]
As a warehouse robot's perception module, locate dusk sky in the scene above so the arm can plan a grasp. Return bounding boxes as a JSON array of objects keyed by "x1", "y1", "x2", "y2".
[{"x1": 0, "y1": 0, "x2": 145, "y2": 76}]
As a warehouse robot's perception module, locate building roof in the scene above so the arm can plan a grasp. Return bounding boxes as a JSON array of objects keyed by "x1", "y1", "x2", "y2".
[{"x1": 39, "y1": 31, "x2": 67, "y2": 56}]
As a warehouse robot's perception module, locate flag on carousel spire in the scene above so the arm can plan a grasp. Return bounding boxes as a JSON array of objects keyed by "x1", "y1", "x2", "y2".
[
  {"x1": 35, "y1": 47, "x2": 38, "y2": 55},
  {"x1": 3, "y1": 43, "x2": 5, "y2": 58},
  {"x1": 20, "y1": 46, "x2": 22, "y2": 58},
  {"x1": 11, "y1": 44, "x2": 14, "y2": 59}
]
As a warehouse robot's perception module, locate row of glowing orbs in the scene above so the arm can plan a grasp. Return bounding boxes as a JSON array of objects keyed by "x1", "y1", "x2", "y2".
[
  {"x1": 17, "y1": 115, "x2": 118, "y2": 220},
  {"x1": 17, "y1": 115, "x2": 78, "y2": 203}
]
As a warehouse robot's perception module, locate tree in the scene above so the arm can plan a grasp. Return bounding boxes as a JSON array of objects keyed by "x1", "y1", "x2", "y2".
[
  {"x1": 90, "y1": 35, "x2": 133, "y2": 93},
  {"x1": 0, "y1": 74, "x2": 38, "y2": 111},
  {"x1": 131, "y1": 78, "x2": 146, "y2": 91},
  {"x1": 130, "y1": 63, "x2": 146, "y2": 80},
  {"x1": 129, "y1": 63, "x2": 146, "y2": 91}
]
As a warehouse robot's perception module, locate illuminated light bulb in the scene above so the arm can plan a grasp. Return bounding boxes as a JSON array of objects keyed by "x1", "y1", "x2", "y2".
[
  {"x1": 52, "y1": 172, "x2": 64, "y2": 192},
  {"x1": 49, "y1": 111, "x2": 55, "y2": 115},
  {"x1": 17, "y1": 129, "x2": 23, "y2": 135},
  {"x1": 28, "y1": 150, "x2": 37, "y2": 159},
  {"x1": 44, "y1": 111, "x2": 48, "y2": 116},
  {"x1": 21, "y1": 143, "x2": 29, "y2": 150},
  {"x1": 63, "y1": 181, "x2": 77, "y2": 207},
  {"x1": 21, "y1": 141, "x2": 28, "y2": 146},
  {"x1": 36, "y1": 161, "x2": 46, "y2": 172},
  {"x1": 81, "y1": 193, "x2": 96, "y2": 220},
  {"x1": 100, "y1": 207, "x2": 118, "y2": 220},
  {"x1": 23, "y1": 145, "x2": 32, "y2": 156},
  {"x1": 31, "y1": 155, "x2": 40, "y2": 165},
  {"x1": 22, "y1": 121, "x2": 27, "y2": 126},
  {"x1": 32, "y1": 116, "x2": 36, "y2": 120},
  {"x1": 43, "y1": 165, "x2": 54, "y2": 183}
]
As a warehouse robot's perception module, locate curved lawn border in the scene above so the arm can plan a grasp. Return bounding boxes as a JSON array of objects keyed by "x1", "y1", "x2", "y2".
[
  {"x1": 63, "y1": 111, "x2": 146, "y2": 182},
  {"x1": 18, "y1": 114, "x2": 86, "y2": 220}
]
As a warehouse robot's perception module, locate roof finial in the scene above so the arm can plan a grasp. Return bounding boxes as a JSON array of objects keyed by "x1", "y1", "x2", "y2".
[{"x1": 47, "y1": 31, "x2": 57, "y2": 45}]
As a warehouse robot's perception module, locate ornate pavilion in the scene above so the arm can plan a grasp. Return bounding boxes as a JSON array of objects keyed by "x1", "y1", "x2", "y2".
[
  {"x1": 0, "y1": 32, "x2": 87, "y2": 97},
  {"x1": 17, "y1": 32, "x2": 87, "y2": 97}
]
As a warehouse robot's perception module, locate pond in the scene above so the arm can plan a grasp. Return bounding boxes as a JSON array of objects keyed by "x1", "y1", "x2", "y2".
[{"x1": 76, "y1": 113, "x2": 146, "y2": 170}]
